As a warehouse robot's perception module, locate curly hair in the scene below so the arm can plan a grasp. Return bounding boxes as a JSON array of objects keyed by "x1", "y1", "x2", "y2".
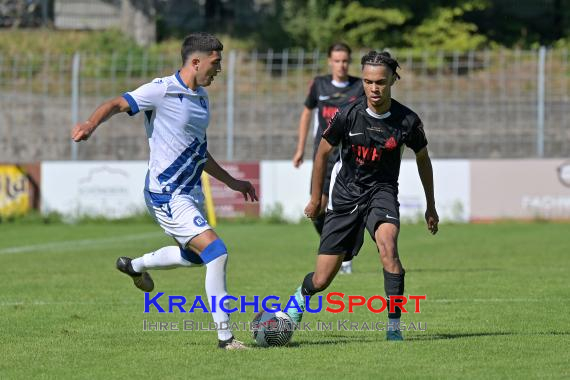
[{"x1": 361, "y1": 51, "x2": 401, "y2": 80}]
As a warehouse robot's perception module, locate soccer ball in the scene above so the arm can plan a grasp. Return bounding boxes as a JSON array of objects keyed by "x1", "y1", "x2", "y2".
[{"x1": 252, "y1": 311, "x2": 294, "y2": 347}]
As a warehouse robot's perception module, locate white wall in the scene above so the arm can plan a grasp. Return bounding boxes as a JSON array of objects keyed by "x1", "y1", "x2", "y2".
[
  {"x1": 41, "y1": 161, "x2": 148, "y2": 218},
  {"x1": 398, "y1": 160, "x2": 470, "y2": 222},
  {"x1": 470, "y1": 159, "x2": 570, "y2": 220},
  {"x1": 39, "y1": 159, "x2": 570, "y2": 222},
  {"x1": 260, "y1": 160, "x2": 471, "y2": 222},
  {"x1": 260, "y1": 161, "x2": 313, "y2": 222}
]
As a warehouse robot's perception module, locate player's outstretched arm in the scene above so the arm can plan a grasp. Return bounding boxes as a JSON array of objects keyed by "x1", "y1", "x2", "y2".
[
  {"x1": 415, "y1": 147, "x2": 439, "y2": 234},
  {"x1": 71, "y1": 96, "x2": 131, "y2": 142},
  {"x1": 203, "y1": 151, "x2": 258, "y2": 202},
  {"x1": 305, "y1": 139, "x2": 334, "y2": 219},
  {"x1": 292, "y1": 106, "x2": 313, "y2": 168}
]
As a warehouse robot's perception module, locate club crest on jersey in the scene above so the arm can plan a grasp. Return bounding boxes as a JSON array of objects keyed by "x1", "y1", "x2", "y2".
[
  {"x1": 178, "y1": 94, "x2": 184, "y2": 103},
  {"x1": 384, "y1": 136, "x2": 397, "y2": 151},
  {"x1": 194, "y1": 216, "x2": 207, "y2": 227},
  {"x1": 199, "y1": 97, "x2": 207, "y2": 109}
]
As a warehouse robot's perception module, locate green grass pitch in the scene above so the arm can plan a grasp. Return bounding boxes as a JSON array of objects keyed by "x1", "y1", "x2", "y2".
[{"x1": 1, "y1": 220, "x2": 569, "y2": 379}]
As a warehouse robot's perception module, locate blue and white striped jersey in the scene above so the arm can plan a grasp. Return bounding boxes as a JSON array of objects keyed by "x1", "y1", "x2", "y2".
[{"x1": 122, "y1": 72, "x2": 209, "y2": 196}]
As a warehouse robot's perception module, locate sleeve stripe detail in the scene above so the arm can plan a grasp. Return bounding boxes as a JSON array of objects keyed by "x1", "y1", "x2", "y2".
[{"x1": 122, "y1": 93, "x2": 139, "y2": 116}]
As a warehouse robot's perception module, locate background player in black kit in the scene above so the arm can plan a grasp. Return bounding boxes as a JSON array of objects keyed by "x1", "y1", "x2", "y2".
[
  {"x1": 292, "y1": 42, "x2": 364, "y2": 274},
  {"x1": 287, "y1": 51, "x2": 439, "y2": 341}
]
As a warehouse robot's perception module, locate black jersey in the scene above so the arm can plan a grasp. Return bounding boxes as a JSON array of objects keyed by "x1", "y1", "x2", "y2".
[
  {"x1": 322, "y1": 97, "x2": 427, "y2": 211},
  {"x1": 304, "y1": 75, "x2": 364, "y2": 156}
]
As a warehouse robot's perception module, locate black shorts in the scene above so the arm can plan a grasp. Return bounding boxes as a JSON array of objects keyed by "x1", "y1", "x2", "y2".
[{"x1": 318, "y1": 187, "x2": 400, "y2": 261}]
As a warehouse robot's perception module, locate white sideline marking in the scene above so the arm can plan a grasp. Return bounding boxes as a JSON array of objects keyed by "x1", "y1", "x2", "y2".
[{"x1": 0, "y1": 232, "x2": 164, "y2": 255}]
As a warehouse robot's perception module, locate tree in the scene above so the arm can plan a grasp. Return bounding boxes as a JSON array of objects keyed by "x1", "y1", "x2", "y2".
[
  {"x1": 282, "y1": 0, "x2": 409, "y2": 49},
  {"x1": 403, "y1": 1, "x2": 488, "y2": 51}
]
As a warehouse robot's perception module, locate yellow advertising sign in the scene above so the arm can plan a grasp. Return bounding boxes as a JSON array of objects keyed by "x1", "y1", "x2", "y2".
[{"x1": 0, "y1": 165, "x2": 30, "y2": 217}]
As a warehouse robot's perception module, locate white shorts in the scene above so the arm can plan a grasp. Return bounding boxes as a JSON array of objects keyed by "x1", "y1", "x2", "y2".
[{"x1": 144, "y1": 188, "x2": 211, "y2": 247}]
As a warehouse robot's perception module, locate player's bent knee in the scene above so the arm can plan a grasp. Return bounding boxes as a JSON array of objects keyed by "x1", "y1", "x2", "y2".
[
  {"x1": 377, "y1": 239, "x2": 397, "y2": 257},
  {"x1": 199, "y1": 239, "x2": 228, "y2": 263},
  {"x1": 180, "y1": 247, "x2": 204, "y2": 266}
]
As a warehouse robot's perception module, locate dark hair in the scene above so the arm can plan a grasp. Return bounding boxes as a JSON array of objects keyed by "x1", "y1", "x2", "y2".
[
  {"x1": 361, "y1": 51, "x2": 401, "y2": 79},
  {"x1": 327, "y1": 42, "x2": 352, "y2": 57},
  {"x1": 181, "y1": 32, "x2": 224, "y2": 64}
]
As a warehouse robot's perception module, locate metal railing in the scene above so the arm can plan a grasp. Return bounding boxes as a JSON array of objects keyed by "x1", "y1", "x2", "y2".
[{"x1": 0, "y1": 48, "x2": 568, "y2": 162}]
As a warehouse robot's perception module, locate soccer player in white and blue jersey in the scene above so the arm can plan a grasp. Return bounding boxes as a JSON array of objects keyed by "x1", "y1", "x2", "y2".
[{"x1": 71, "y1": 33, "x2": 257, "y2": 350}]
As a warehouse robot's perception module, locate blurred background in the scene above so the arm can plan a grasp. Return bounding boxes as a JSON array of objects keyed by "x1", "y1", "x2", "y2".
[{"x1": 0, "y1": 0, "x2": 569, "y2": 222}]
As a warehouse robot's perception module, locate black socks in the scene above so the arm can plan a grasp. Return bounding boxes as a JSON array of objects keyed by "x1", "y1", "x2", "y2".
[
  {"x1": 383, "y1": 269, "x2": 405, "y2": 319},
  {"x1": 301, "y1": 272, "x2": 319, "y2": 297}
]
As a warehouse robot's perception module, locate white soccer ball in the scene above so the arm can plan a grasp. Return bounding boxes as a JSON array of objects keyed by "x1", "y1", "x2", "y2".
[{"x1": 252, "y1": 311, "x2": 294, "y2": 347}]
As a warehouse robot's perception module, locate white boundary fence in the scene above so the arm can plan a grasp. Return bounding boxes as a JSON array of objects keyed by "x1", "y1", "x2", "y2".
[{"x1": 40, "y1": 159, "x2": 570, "y2": 222}]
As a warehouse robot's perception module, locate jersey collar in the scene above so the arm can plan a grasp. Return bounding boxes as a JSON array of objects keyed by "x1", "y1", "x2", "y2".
[
  {"x1": 175, "y1": 71, "x2": 189, "y2": 89},
  {"x1": 175, "y1": 71, "x2": 205, "y2": 95},
  {"x1": 331, "y1": 79, "x2": 350, "y2": 88},
  {"x1": 366, "y1": 107, "x2": 391, "y2": 119}
]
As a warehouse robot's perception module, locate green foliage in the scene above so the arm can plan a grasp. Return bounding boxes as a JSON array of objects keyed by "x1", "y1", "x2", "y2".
[
  {"x1": 257, "y1": 203, "x2": 288, "y2": 224},
  {"x1": 281, "y1": 0, "x2": 490, "y2": 51},
  {"x1": 76, "y1": 29, "x2": 144, "y2": 55},
  {"x1": 553, "y1": 38, "x2": 570, "y2": 49},
  {"x1": 339, "y1": 2, "x2": 410, "y2": 49},
  {"x1": 281, "y1": 0, "x2": 330, "y2": 49},
  {"x1": 404, "y1": 1, "x2": 488, "y2": 52},
  {"x1": 0, "y1": 0, "x2": 562, "y2": 53},
  {"x1": 282, "y1": 0, "x2": 410, "y2": 49},
  {"x1": 0, "y1": 29, "x2": 140, "y2": 55},
  {"x1": 0, "y1": 210, "x2": 63, "y2": 225}
]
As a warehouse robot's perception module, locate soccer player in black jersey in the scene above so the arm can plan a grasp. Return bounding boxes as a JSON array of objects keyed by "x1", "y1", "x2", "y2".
[
  {"x1": 287, "y1": 51, "x2": 439, "y2": 341},
  {"x1": 293, "y1": 42, "x2": 364, "y2": 274}
]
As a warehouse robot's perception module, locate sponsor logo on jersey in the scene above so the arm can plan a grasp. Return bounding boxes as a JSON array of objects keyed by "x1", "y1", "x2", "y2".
[
  {"x1": 322, "y1": 106, "x2": 339, "y2": 125},
  {"x1": 351, "y1": 145, "x2": 382, "y2": 165}
]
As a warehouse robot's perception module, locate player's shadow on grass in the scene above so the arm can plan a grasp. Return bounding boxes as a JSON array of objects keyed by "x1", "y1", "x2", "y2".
[
  {"x1": 410, "y1": 332, "x2": 513, "y2": 340},
  {"x1": 283, "y1": 330, "x2": 570, "y2": 347},
  {"x1": 287, "y1": 335, "x2": 378, "y2": 347},
  {"x1": 289, "y1": 332, "x2": 513, "y2": 346},
  {"x1": 409, "y1": 268, "x2": 501, "y2": 273},
  {"x1": 286, "y1": 332, "x2": 509, "y2": 346},
  {"x1": 411, "y1": 330, "x2": 570, "y2": 340}
]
